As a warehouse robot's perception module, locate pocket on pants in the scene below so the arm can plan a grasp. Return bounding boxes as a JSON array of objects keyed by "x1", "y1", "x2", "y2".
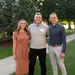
[
  {"x1": 55, "y1": 46, "x2": 62, "y2": 58},
  {"x1": 48, "y1": 45, "x2": 53, "y2": 53}
]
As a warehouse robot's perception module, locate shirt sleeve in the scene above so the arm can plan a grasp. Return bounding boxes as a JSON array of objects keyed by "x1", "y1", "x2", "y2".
[
  {"x1": 61, "y1": 26, "x2": 66, "y2": 53},
  {"x1": 28, "y1": 25, "x2": 30, "y2": 32},
  {"x1": 28, "y1": 25, "x2": 31, "y2": 40},
  {"x1": 46, "y1": 25, "x2": 49, "y2": 37}
]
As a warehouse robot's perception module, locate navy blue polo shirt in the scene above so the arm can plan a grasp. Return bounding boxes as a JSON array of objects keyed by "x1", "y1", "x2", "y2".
[{"x1": 48, "y1": 23, "x2": 66, "y2": 53}]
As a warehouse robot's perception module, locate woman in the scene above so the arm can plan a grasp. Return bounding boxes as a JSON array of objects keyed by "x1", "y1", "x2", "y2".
[{"x1": 13, "y1": 19, "x2": 29, "y2": 75}]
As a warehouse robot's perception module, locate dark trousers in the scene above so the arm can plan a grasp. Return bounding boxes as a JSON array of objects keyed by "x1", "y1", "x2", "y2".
[{"x1": 29, "y1": 48, "x2": 46, "y2": 75}]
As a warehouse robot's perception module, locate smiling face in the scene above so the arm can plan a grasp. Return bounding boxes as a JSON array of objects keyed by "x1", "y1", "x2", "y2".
[
  {"x1": 17, "y1": 19, "x2": 28, "y2": 31},
  {"x1": 49, "y1": 13, "x2": 58, "y2": 26},
  {"x1": 20, "y1": 20, "x2": 27, "y2": 29},
  {"x1": 34, "y1": 13, "x2": 42, "y2": 25}
]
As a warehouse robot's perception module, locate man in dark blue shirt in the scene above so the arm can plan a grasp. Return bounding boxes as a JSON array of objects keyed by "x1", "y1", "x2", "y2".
[
  {"x1": 49, "y1": 22, "x2": 66, "y2": 53},
  {"x1": 48, "y1": 13, "x2": 67, "y2": 75}
]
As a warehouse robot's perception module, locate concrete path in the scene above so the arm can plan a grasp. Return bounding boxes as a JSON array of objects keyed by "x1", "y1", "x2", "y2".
[
  {"x1": 0, "y1": 56, "x2": 16, "y2": 75},
  {"x1": 0, "y1": 33, "x2": 75, "y2": 75},
  {"x1": 66, "y1": 33, "x2": 75, "y2": 43}
]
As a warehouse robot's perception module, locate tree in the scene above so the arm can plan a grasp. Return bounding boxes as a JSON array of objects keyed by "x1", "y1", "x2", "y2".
[
  {"x1": 40, "y1": 0, "x2": 58, "y2": 23},
  {"x1": 41, "y1": 0, "x2": 75, "y2": 29},
  {"x1": 56, "y1": 0, "x2": 75, "y2": 29},
  {"x1": 0, "y1": 0, "x2": 37, "y2": 42},
  {"x1": 14, "y1": 0, "x2": 37, "y2": 23}
]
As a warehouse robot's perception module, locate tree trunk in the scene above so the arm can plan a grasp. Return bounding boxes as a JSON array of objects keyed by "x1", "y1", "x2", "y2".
[
  {"x1": 68, "y1": 20, "x2": 71, "y2": 29},
  {"x1": 73, "y1": 21, "x2": 75, "y2": 29}
]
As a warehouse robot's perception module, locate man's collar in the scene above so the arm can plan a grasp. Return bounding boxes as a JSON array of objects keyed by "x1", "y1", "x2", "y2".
[
  {"x1": 51, "y1": 23, "x2": 58, "y2": 28},
  {"x1": 33, "y1": 22, "x2": 42, "y2": 27}
]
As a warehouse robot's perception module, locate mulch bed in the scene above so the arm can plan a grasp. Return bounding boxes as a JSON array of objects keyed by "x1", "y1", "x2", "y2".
[{"x1": 0, "y1": 41, "x2": 12, "y2": 47}]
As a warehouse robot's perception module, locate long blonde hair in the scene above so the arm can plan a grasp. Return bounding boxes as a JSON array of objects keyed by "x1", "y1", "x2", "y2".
[{"x1": 16, "y1": 19, "x2": 28, "y2": 34}]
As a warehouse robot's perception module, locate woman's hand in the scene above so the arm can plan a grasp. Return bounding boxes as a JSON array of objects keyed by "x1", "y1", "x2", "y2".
[{"x1": 13, "y1": 54, "x2": 17, "y2": 60}]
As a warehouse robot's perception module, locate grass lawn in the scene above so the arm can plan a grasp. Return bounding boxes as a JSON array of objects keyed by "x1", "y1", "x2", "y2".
[
  {"x1": 0, "y1": 47, "x2": 12, "y2": 59},
  {"x1": 10, "y1": 40, "x2": 75, "y2": 75}
]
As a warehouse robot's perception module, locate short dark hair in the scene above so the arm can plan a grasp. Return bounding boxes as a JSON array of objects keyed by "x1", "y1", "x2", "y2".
[
  {"x1": 50, "y1": 12, "x2": 58, "y2": 18},
  {"x1": 34, "y1": 12, "x2": 42, "y2": 17}
]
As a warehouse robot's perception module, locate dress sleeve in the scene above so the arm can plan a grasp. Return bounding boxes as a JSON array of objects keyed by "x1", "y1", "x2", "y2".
[{"x1": 13, "y1": 32, "x2": 17, "y2": 40}]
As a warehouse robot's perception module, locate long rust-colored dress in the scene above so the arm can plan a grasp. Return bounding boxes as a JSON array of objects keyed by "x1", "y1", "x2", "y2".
[{"x1": 13, "y1": 31, "x2": 29, "y2": 74}]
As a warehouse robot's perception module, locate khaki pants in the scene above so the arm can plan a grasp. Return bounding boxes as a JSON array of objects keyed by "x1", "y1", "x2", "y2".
[{"x1": 48, "y1": 45, "x2": 67, "y2": 75}]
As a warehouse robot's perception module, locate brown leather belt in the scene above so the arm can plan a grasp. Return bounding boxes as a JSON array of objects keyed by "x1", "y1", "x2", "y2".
[{"x1": 49, "y1": 44, "x2": 61, "y2": 47}]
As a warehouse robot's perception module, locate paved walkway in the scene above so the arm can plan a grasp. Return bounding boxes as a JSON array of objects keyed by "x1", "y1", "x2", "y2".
[
  {"x1": 0, "y1": 56, "x2": 16, "y2": 75},
  {"x1": 66, "y1": 33, "x2": 75, "y2": 43},
  {"x1": 0, "y1": 33, "x2": 75, "y2": 75}
]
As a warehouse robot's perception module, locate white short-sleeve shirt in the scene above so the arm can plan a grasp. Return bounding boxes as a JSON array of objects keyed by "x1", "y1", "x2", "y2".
[{"x1": 28, "y1": 23, "x2": 49, "y2": 49}]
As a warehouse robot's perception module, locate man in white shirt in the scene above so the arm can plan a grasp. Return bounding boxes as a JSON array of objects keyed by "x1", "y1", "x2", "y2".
[{"x1": 28, "y1": 12, "x2": 48, "y2": 75}]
